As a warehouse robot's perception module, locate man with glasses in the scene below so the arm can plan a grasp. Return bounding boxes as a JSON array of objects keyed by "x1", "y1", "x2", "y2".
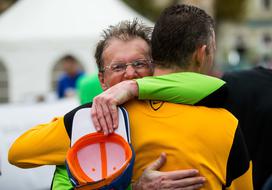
[{"x1": 9, "y1": 19, "x2": 219, "y2": 190}]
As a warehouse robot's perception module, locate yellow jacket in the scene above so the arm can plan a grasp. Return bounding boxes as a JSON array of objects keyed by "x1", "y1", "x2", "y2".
[{"x1": 8, "y1": 117, "x2": 69, "y2": 168}]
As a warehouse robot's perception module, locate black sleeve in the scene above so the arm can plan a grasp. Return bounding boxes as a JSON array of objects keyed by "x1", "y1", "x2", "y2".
[
  {"x1": 195, "y1": 84, "x2": 229, "y2": 108},
  {"x1": 225, "y1": 125, "x2": 250, "y2": 187},
  {"x1": 63, "y1": 103, "x2": 93, "y2": 139}
]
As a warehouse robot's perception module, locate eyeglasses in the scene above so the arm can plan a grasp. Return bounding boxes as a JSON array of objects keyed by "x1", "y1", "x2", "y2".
[{"x1": 103, "y1": 59, "x2": 152, "y2": 73}]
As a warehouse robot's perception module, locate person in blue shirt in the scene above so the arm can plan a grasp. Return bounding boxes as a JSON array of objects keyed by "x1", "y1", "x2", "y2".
[{"x1": 57, "y1": 55, "x2": 84, "y2": 98}]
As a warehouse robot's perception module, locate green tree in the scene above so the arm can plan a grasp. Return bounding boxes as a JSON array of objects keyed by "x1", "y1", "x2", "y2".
[
  {"x1": 122, "y1": 0, "x2": 178, "y2": 22},
  {"x1": 122, "y1": 0, "x2": 248, "y2": 23},
  {"x1": 214, "y1": 0, "x2": 247, "y2": 22}
]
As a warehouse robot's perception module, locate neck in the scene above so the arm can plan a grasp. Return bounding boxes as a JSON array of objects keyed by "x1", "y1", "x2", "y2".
[
  {"x1": 153, "y1": 65, "x2": 199, "y2": 76},
  {"x1": 153, "y1": 68, "x2": 177, "y2": 76}
]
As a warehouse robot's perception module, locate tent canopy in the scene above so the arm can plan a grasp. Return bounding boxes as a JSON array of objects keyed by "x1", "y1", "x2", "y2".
[{"x1": 0, "y1": 0, "x2": 153, "y2": 44}]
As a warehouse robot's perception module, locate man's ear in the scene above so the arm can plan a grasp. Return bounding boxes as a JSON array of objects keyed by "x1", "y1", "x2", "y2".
[
  {"x1": 195, "y1": 45, "x2": 207, "y2": 68},
  {"x1": 98, "y1": 72, "x2": 108, "y2": 91}
]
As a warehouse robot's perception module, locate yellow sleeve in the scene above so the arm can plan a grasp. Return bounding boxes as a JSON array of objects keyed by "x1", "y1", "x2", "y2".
[
  {"x1": 227, "y1": 161, "x2": 254, "y2": 190},
  {"x1": 8, "y1": 117, "x2": 70, "y2": 168}
]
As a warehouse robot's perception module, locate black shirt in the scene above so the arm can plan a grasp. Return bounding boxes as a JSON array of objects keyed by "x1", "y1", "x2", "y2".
[{"x1": 222, "y1": 66, "x2": 272, "y2": 190}]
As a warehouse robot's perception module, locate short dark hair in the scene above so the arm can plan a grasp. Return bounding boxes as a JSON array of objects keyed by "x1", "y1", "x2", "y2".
[
  {"x1": 151, "y1": 4, "x2": 215, "y2": 69},
  {"x1": 59, "y1": 55, "x2": 79, "y2": 64},
  {"x1": 95, "y1": 19, "x2": 152, "y2": 72}
]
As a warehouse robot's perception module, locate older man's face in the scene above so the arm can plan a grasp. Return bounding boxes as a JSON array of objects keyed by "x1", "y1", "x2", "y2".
[{"x1": 99, "y1": 38, "x2": 153, "y2": 90}]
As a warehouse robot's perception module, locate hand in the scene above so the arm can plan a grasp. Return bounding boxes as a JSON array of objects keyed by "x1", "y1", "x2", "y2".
[
  {"x1": 91, "y1": 80, "x2": 138, "y2": 135},
  {"x1": 132, "y1": 153, "x2": 205, "y2": 190}
]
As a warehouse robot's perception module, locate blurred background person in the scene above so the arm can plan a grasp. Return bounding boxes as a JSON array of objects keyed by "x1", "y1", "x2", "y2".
[
  {"x1": 222, "y1": 57, "x2": 272, "y2": 190},
  {"x1": 56, "y1": 55, "x2": 84, "y2": 99},
  {"x1": 76, "y1": 73, "x2": 103, "y2": 104}
]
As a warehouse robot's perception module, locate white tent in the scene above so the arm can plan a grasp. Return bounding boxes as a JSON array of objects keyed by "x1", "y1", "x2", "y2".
[{"x1": 0, "y1": 0, "x2": 152, "y2": 102}]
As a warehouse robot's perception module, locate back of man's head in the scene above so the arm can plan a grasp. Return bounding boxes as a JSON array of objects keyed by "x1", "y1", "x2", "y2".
[{"x1": 152, "y1": 4, "x2": 215, "y2": 69}]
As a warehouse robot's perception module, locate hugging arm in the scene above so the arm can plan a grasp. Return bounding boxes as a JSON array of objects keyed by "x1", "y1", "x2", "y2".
[
  {"x1": 132, "y1": 153, "x2": 205, "y2": 190},
  {"x1": 91, "y1": 72, "x2": 226, "y2": 134},
  {"x1": 8, "y1": 117, "x2": 69, "y2": 167}
]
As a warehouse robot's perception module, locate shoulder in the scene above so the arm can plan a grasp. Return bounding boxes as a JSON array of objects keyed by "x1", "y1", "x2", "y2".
[
  {"x1": 63, "y1": 103, "x2": 93, "y2": 138},
  {"x1": 59, "y1": 73, "x2": 69, "y2": 80},
  {"x1": 124, "y1": 99, "x2": 146, "y2": 109},
  {"x1": 222, "y1": 67, "x2": 262, "y2": 82},
  {"x1": 203, "y1": 107, "x2": 238, "y2": 125}
]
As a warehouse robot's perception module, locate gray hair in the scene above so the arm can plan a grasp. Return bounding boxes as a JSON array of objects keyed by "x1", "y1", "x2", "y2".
[{"x1": 94, "y1": 19, "x2": 152, "y2": 72}]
